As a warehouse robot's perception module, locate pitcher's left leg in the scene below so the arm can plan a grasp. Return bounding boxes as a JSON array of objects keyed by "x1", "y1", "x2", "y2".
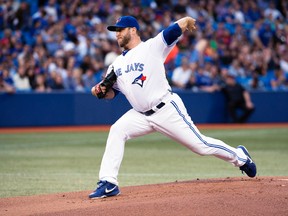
[{"x1": 151, "y1": 93, "x2": 247, "y2": 167}]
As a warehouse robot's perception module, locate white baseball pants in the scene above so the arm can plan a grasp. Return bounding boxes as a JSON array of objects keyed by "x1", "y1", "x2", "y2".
[{"x1": 99, "y1": 93, "x2": 248, "y2": 185}]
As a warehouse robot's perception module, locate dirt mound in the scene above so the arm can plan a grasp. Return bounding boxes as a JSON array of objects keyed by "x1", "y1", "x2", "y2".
[{"x1": 1, "y1": 177, "x2": 287, "y2": 216}]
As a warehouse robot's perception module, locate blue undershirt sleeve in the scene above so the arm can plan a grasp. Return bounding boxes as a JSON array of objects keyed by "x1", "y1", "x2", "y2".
[{"x1": 162, "y1": 23, "x2": 182, "y2": 46}]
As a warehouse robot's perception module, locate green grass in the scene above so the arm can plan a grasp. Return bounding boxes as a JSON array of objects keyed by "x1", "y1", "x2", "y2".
[{"x1": 0, "y1": 127, "x2": 287, "y2": 198}]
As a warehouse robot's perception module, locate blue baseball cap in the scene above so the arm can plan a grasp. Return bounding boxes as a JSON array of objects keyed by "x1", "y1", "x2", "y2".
[{"x1": 107, "y1": 16, "x2": 140, "y2": 31}]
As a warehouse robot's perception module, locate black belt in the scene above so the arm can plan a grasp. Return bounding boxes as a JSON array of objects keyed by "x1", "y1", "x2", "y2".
[{"x1": 141, "y1": 102, "x2": 165, "y2": 116}]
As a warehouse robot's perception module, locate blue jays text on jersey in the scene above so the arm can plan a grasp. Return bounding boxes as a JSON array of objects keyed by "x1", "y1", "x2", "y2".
[{"x1": 114, "y1": 62, "x2": 144, "y2": 77}]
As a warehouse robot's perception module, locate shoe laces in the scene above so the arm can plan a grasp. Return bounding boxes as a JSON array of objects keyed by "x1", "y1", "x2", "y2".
[
  {"x1": 97, "y1": 180, "x2": 107, "y2": 188},
  {"x1": 240, "y1": 158, "x2": 251, "y2": 172}
]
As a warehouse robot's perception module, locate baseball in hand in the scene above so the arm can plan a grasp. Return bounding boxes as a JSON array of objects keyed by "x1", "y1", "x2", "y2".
[
  {"x1": 91, "y1": 84, "x2": 101, "y2": 96},
  {"x1": 91, "y1": 86, "x2": 96, "y2": 96}
]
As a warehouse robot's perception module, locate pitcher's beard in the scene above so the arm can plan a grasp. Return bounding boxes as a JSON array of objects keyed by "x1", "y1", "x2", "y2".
[{"x1": 118, "y1": 34, "x2": 131, "y2": 50}]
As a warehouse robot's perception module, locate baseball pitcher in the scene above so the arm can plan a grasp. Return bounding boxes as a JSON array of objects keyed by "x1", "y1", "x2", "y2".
[{"x1": 89, "y1": 16, "x2": 257, "y2": 199}]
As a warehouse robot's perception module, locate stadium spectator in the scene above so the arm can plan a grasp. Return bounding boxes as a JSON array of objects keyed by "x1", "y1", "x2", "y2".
[
  {"x1": 209, "y1": 64, "x2": 223, "y2": 87},
  {"x1": 63, "y1": 68, "x2": 77, "y2": 91},
  {"x1": 71, "y1": 67, "x2": 85, "y2": 92},
  {"x1": 44, "y1": 0, "x2": 59, "y2": 22},
  {"x1": 231, "y1": 1, "x2": 245, "y2": 24},
  {"x1": 34, "y1": 73, "x2": 49, "y2": 92},
  {"x1": 171, "y1": 56, "x2": 192, "y2": 90},
  {"x1": 258, "y1": 21, "x2": 276, "y2": 48},
  {"x1": 194, "y1": 64, "x2": 216, "y2": 92},
  {"x1": 13, "y1": 65, "x2": 31, "y2": 91},
  {"x1": 82, "y1": 68, "x2": 98, "y2": 92},
  {"x1": 264, "y1": 1, "x2": 283, "y2": 21},
  {"x1": 246, "y1": 70, "x2": 265, "y2": 91},
  {"x1": 243, "y1": 1, "x2": 262, "y2": 22},
  {"x1": 0, "y1": 70, "x2": 15, "y2": 93},
  {"x1": 270, "y1": 65, "x2": 288, "y2": 91},
  {"x1": 12, "y1": 1, "x2": 31, "y2": 30},
  {"x1": 48, "y1": 71, "x2": 65, "y2": 90},
  {"x1": 185, "y1": 74, "x2": 198, "y2": 92},
  {"x1": 250, "y1": 19, "x2": 265, "y2": 49},
  {"x1": 228, "y1": 59, "x2": 246, "y2": 78}
]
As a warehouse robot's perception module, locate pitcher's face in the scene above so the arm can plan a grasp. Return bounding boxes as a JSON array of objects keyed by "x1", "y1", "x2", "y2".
[{"x1": 116, "y1": 28, "x2": 132, "y2": 50}]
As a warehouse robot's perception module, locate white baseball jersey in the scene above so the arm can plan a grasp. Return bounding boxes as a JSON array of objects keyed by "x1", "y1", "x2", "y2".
[{"x1": 109, "y1": 33, "x2": 176, "y2": 112}]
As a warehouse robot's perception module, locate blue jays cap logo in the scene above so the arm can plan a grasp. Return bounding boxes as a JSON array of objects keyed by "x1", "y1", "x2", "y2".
[
  {"x1": 132, "y1": 73, "x2": 146, "y2": 87},
  {"x1": 116, "y1": 17, "x2": 121, "y2": 23},
  {"x1": 107, "y1": 16, "x2": 140, "y2": 32}
]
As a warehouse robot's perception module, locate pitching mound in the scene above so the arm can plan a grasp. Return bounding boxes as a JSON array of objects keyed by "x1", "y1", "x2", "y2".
[{"x1": 1, "y1": 177, "x2": 287, "y2": 216}]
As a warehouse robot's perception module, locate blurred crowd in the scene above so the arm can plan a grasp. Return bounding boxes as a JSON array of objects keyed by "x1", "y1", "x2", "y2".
[{"x1": 0, "y1": 0, "x2": 287, "y2": 94}]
